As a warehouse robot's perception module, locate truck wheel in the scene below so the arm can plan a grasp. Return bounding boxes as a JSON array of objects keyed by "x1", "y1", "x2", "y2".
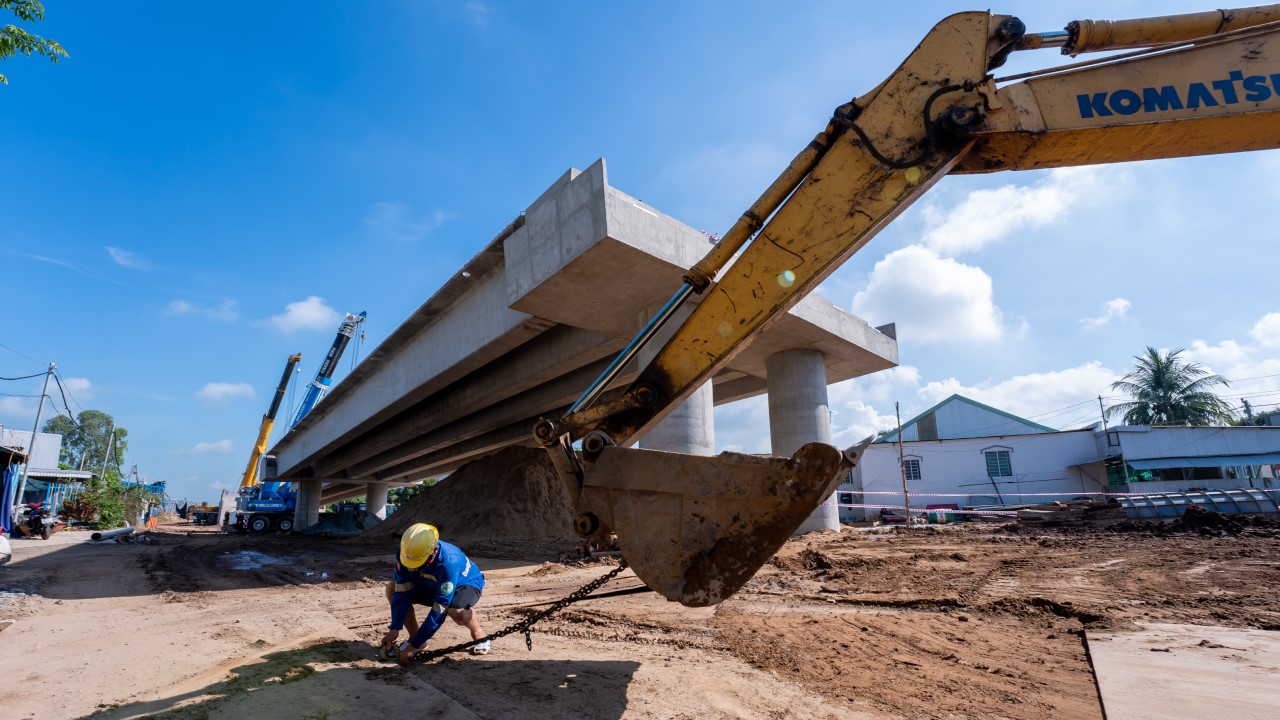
[
  {"x1": 277, "y1": 517, "x2": 294, "y2": 532},
  {"x1": 249, "y1": 515, "x2": 271, "y2": 533}
]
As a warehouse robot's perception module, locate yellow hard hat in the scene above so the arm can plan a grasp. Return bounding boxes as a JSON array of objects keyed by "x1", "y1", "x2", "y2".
[{"x1": 400, "y1": 523, "x2": 439, "y2": 569}]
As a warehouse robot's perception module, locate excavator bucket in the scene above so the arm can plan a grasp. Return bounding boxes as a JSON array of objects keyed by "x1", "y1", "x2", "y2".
[{"x1": 577, "y1": 439, "x2": 866, "y2": 606}]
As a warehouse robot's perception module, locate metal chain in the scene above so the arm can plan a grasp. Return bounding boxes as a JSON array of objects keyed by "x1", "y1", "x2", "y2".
[{"x1": 409, "y1": 560, "x2": 629, "y2": 663}]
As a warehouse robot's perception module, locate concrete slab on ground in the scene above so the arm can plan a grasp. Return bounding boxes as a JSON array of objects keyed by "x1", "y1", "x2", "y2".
[{"x1": 1087, "y1": 623, "x2": 1280, "y2": 719}]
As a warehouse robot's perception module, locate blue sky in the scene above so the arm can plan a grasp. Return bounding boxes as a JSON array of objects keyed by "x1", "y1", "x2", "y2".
[{"x1": 3, "y1": 1, "x2": 1278, "y2": 501}]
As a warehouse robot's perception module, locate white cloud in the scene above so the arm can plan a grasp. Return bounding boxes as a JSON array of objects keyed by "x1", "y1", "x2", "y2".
[
  {"x1": 915, "y1": 361, "x2": 1120, "y2": 427},
  {"x1": 1250, "y1": 312, "x2": 1280, "y2": 347},
  {"x1": 1183, "y1": 339, "x2": 1248, "y2": 369},
  {"x1": 920, "y1": 167, "x2": 1117, "y2": 256},
  {"x1": 106, "y1": 246, "x2": 150, "y2": 270},
  {"x1": 195, "y1": 382, "x2": 256, "y2": 401},
  {"x1": 1081, "y1": 298, "x2": 1132, "y2": 330},
  {"x1": 60, "y1": 376, "x2": 93, "y2": 401},
  {"x1": 463, "y1": 1, "x2": 493, "y2": 29},
  {"x1": 0, "y1": 395, "x2": 40, "y2": 420},
  {"x1": 171, "y1": 439, "x2": 234, "y2": 456},
  {"x1": 829, "y1": 397, "x2": 900, "y2": 449},
  {"x1": 1185, "y1": 326, "x2": 1280, "y2": 412},
  {"x1": 851, "y1": 245, "x2": 1004, "y2": 344},
  {"x1": 712, "y1": 395, "x2": 771, "y2": 455},
  {"x1": 364, "y1": 201, "x2": 450, "y2": 242},
  {"x1": 167, "y1": 298, "x2": 239, "y2": 322},
  {"x1": 258, "y1": 296, "x2": 340, "y2": 334}
]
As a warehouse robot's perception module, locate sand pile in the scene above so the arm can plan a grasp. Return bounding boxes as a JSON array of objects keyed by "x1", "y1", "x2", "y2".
[{"x1": 363, "y1": 444, "x2": 577, "y2": 543}]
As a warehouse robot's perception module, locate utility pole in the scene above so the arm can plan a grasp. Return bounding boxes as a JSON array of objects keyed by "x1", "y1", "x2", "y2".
[
  {"x1": 13, "y1": 362, "x2": 54, "y2": 508},
  {"x1": 99, "y1": 421, "x2": 116, "y2": 482},
  {"x1": 896, "y1": 402, "x2": 911, "y2": 529},
  {"x1": 1243, "y1": 399, "x2": 1254, "y2": 424}
]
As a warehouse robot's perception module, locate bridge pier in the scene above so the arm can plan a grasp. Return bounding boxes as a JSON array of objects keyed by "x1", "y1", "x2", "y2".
[
  {"x1": 766, "y1": 348, "x2": 838, "y2": 534},
  {"x1": 293, "y1": 477, "x2": 323, "y2": 530},
  {"x1": 365, "y1": 482, "x2": 389, "y2": 519}
]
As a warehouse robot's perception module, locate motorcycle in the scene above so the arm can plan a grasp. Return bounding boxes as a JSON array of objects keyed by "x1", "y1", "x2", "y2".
[
  {"x1": 13, "y1": 502, "x2": 64, "y2": 540},
  {"x1": 0, "y1": 533, "x2": 10, "y2": 565}
]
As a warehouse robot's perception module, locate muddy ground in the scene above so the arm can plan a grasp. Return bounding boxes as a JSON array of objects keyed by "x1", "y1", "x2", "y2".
[{"x1": 1, "y1": 520, "x2": 1277, "y2": 719}]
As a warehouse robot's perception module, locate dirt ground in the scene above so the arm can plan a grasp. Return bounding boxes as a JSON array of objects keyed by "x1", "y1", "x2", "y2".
[{"x1": 1, "y1": 519, "x2": 1277, "y2": 720}]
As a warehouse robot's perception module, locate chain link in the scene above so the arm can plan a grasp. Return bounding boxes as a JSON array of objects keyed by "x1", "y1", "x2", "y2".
[{"x1": 408, "y1": 560, "x2": 629, "y2": 663}]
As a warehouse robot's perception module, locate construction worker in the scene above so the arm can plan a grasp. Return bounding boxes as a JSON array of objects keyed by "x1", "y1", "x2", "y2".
[{"x1": 381, "y1": 523, "x2": 489, "y2": 662}]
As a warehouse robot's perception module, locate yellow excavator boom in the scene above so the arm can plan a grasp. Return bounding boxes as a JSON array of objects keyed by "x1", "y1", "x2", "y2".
[{"x1": 537, "y1": 4, "x2": 1280, "y2": 607}]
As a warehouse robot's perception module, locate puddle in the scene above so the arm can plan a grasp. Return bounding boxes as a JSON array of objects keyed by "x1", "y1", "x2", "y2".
[{"x1": 221, "y1": 550, "x2": 285, "y2": 570}]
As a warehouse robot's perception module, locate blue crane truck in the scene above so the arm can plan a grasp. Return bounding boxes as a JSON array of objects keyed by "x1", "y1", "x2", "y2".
[{"x1": 234, "y1": 311, "x2": 366, "y2": 532}]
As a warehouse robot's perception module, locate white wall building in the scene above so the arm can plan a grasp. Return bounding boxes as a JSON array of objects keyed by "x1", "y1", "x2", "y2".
[
  {"x1": 841, "y1": 429, "x2": 1104, "y2": 521},
  {"x1": 837, "y1": 395, "x2": 1280, "y2": 522}
]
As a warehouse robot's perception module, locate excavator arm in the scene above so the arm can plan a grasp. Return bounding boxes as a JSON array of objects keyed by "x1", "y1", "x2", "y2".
[{"x1": 535, "y1": 5, "x2": 1280, "y2": 607}]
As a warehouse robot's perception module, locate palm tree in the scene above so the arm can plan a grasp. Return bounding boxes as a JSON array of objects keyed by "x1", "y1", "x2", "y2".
[{"x1": 1106, "y1": 347, "x2": 1235, "y2": 426}]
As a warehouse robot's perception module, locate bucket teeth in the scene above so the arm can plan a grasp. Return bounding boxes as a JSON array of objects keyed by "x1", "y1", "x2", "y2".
[{"x1": 578, "y1": 441, "x2": 852, "y2": 607}]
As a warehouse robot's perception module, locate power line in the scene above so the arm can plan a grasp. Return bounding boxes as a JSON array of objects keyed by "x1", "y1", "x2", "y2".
[
  {"x1": 0, "y1": 372, "x2": 46, "y2": 381},
  {"x1": 50, "y1": 373, "x2": 83, "y2": 430},
  {"x1": 0, "y1": 342, "x2": 43, "y2": 366},
  {"x1": 53, "y1": 368, "x2": 86, "y2": 415},
  {"x1": 1226, "y1": 371, "x2": 1280, "y2": 383}
]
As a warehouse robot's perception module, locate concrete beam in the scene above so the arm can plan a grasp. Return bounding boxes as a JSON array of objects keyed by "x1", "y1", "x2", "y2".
[
  {"x1": 311, "y1": 324, "x2": 621, "y2": 478},
  {"x1": 344, "y1": 359, "x2": 626, "y2": 480},
  {"x1": 370, "y1": 419, "x2": 545, "y2": 482}
]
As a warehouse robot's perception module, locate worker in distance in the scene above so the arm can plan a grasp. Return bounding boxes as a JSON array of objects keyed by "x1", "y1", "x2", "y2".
[{"x1": 381, "y1": 523, "x2": 490, "y2": 662}]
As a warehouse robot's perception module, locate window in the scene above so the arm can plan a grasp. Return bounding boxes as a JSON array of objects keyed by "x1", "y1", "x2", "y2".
[
  {"x1": 985, "y1": 450, "x2": 1013, "y2": 477},
  {"x1": 838, "y1": 492, "x2": 854, "y2": 506},
  {"x1": 903, "y1": 458, "x2": 922, "y2": 481}
]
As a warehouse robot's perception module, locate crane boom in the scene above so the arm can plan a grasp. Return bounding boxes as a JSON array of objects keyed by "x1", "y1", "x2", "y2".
[
  {"x1": 239, "y1": 353, "x2": 302, "y2": 489},
  {"x1": 290, "y1": 311, "x2": 367, "y2": 428}
]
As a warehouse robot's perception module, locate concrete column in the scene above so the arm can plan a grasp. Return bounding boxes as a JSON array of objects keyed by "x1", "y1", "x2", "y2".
[
  {"x1": 638, "y1": 382, "x2": 715, "y2": 454},
  {"x1": 635, "y1": 305, "x2": 714, "y2": 455},
  {"x1": 293, "y1": 477, "x2": 323, "y2": 530},
  {"x1": 766, "y1": 348, "x2": 838, "y2": 534},
  {"x1": 366, "y1": 482, "x2": 389, "y2": 520}
]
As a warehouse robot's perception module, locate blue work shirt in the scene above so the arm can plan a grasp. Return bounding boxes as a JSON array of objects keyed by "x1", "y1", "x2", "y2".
[{"x1": 389, "y1": 539, "x2": 485, "y2": 648}]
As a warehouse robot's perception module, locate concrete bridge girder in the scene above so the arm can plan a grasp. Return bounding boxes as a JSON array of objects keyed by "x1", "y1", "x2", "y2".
[{"x1": 271, "y1": 158, "x2": 898, "y2": 498}]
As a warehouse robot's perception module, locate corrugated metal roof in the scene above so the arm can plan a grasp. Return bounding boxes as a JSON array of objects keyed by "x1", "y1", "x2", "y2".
[
  {"x1": 0, "y1": 429, "x2": 62, "y2": 468},
  {"x1": 878, "y1": 394, "x2": 1055, "y2": 443},
  {"x1": 1116, "y1": 426, "x2": 1280, "y2": 460},
  {"x1": 27, "y1": 468, "x2": 95, "y2": 479},
  {"x1": 1128, "y1": 453, "x2": 1280, "y2": 470}
]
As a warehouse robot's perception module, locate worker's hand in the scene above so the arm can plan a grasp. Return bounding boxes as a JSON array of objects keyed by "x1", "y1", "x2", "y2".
[
  {"x1": 397, "y1": 642, "x2": 422, "y2": 665},
  {"x1": 380, "y1": 630, "x2": 399, "y2": 648}
]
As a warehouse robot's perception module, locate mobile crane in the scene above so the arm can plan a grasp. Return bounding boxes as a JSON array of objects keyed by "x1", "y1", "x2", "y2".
[
  {"x1": 228, "y1": 353, "x2": 301, "y2": 532},
  {"x1": 234, "y1": 311, "x2": 366, "y2": 532},
  {"x1": 533, "y1": 4, "x2": 1280, "y2": 607}
]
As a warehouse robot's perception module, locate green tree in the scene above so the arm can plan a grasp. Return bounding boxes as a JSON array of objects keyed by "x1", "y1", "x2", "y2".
[
  {"x1": 1106, "y1": 347, "x2": 1235, "y2": 426},
  {"x1": 1, "y1": 1, "x2": 67, "y2": 84},
  {"x1": 41, "y1": 410, "x2": 128, "y2": 475},
  {"x1": 388, "y1": 478, "x2": 440, "y2": 507}
]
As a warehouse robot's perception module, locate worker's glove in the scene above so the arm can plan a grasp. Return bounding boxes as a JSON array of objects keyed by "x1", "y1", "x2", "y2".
[{"x1": 397, "y1": 642, "x2": 425, "y2": 665}]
